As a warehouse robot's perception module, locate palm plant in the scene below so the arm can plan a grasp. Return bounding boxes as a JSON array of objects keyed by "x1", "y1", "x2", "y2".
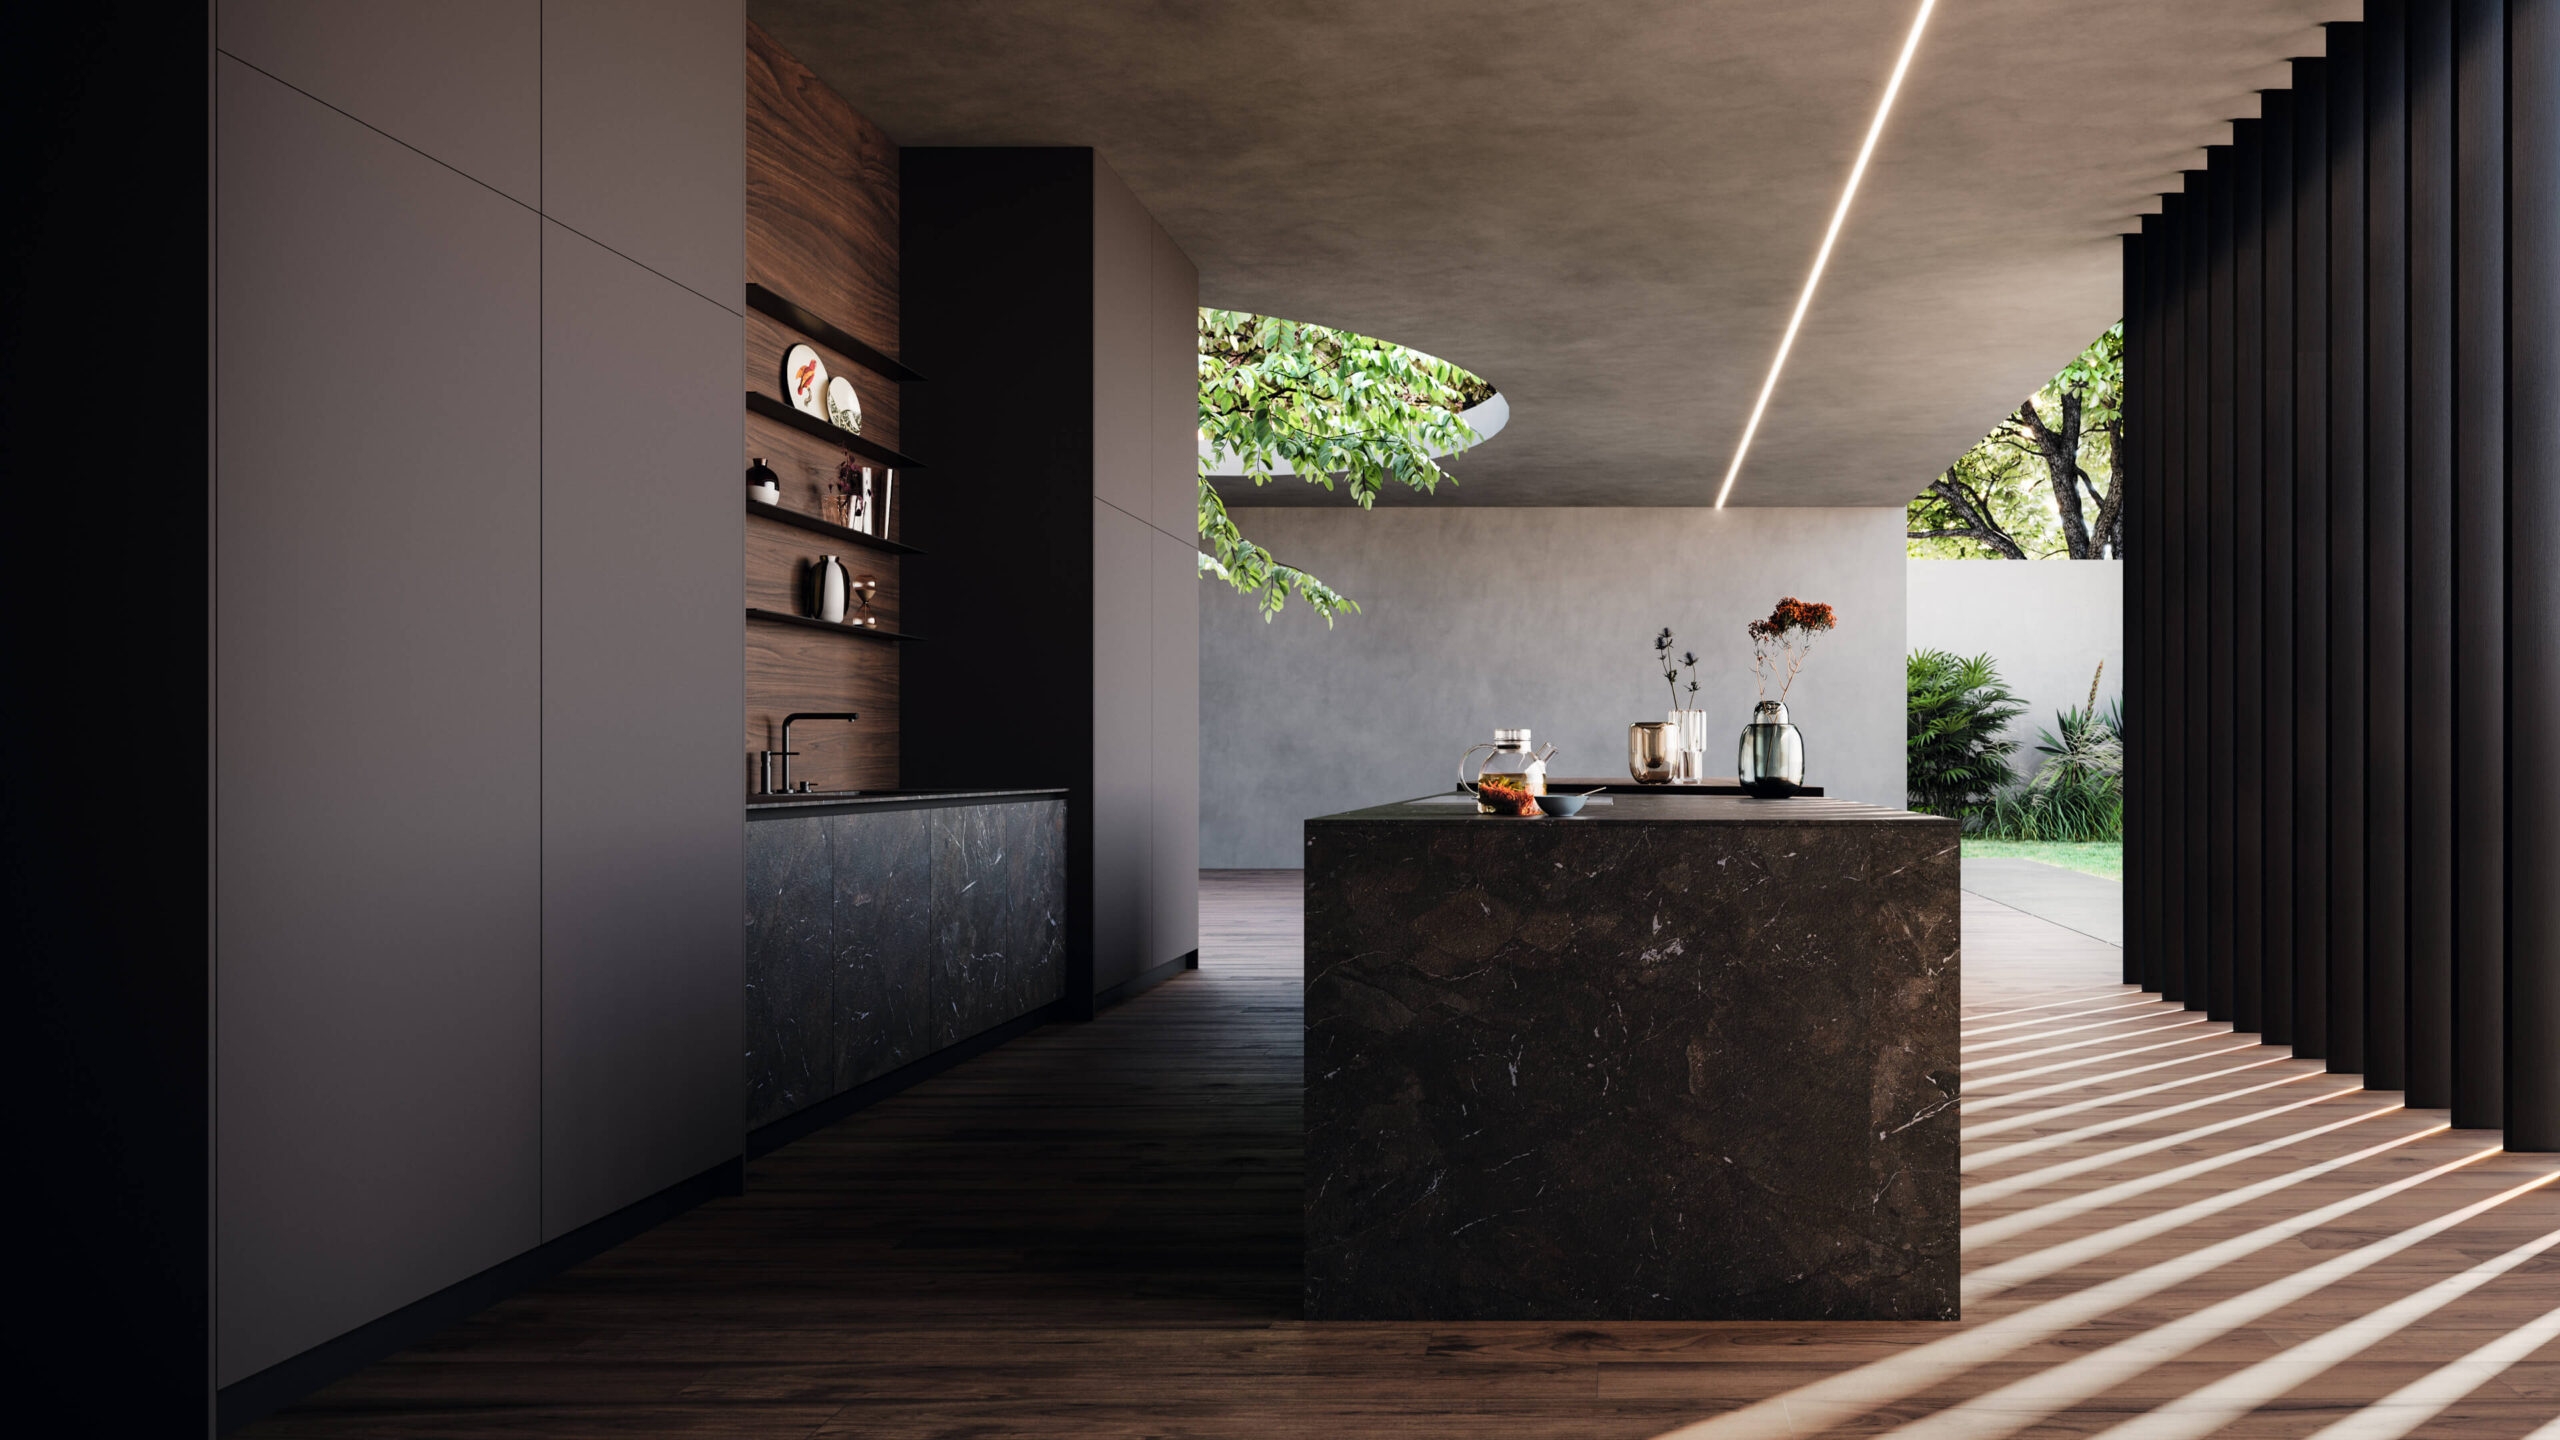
[
  {"x1": 1987, "y1": 663, "x2": 2126, "y2": 842},
  {"x1": 1906, "y1": 650, "x2": 2026, "y2": 825}
]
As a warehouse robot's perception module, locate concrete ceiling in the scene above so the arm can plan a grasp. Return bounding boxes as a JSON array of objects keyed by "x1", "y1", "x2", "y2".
[{"x1": 752, "y1": 0, "x2": 2355, "y2": 507}]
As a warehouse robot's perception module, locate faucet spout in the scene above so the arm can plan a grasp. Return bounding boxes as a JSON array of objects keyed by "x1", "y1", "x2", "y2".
[{"x1": 769, "y1": 712, "x2": 859, "y2": 795}]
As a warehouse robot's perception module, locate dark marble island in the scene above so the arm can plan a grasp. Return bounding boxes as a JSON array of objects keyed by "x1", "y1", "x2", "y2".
[{"x1": 1304, "y1": 791, "x2": 1960, "y2": 1322}]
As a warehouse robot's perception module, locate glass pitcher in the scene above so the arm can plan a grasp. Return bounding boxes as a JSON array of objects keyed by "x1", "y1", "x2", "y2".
[{"x1": 1459, "y1": 727, "x2": 1558, "y2": 813}]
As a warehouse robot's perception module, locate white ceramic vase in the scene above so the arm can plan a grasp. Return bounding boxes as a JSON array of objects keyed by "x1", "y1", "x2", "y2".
[{"x1": 812, "y1": 555, "x2": 849, "y2": 624}]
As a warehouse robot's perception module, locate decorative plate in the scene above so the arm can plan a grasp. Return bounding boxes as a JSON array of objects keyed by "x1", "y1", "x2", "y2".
[
  {"x1": 782, "y1": 343, "x2": 829, "y2": 417},
  {"x1": 826, "y1": 375, "x2": 863, "y2": 434}
]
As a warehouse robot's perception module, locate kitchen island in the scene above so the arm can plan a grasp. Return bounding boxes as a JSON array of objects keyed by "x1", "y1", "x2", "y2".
[{"x1": 1304, "y1": 791, "x2": 1959, "y2": 1322}]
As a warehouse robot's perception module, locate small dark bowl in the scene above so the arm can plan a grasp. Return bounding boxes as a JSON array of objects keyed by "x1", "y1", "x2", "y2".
[{"x1": 1534, "y1": 792, "x2": 1589, "y2": 818}]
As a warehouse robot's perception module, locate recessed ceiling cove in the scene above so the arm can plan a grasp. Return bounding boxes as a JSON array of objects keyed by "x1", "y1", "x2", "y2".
[{"x1": 752, "y1": 0, "x2": 2354, "y2": 508}]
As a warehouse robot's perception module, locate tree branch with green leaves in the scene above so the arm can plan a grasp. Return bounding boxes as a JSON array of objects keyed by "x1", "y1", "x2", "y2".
[
  {"x1": 1908, "y1": 322, "x2": 2123, "y2": 561},
  {"x1": 1196, "y1": 309, "x2": 1489, "y2": 624}
]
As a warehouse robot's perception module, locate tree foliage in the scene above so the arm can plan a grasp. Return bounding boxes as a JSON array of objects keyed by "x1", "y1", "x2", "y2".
[
  {"x1": 1197, "y1": 309, "x2": 1488, "y2": 624},
  {"x1": 1909, "y1": 323, "x2": 2123, "y2": 560}
]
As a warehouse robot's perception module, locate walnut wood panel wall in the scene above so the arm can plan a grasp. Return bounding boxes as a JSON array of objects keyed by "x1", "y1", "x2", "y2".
[
  {"x1": 744, "y1": 21, "x2": 904, "y2": 794},
  {"x1": 2124, "y1": 0, "x2": 2560, "y2": 1147}
]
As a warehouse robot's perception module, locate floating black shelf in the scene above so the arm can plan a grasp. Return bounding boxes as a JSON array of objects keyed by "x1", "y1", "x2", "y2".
[
  {"x1": 745, "y1": 497, "x2": 922, "y2": 556},
  {"x1": 746, "y1": 391, "x2": 924, "y2": 470},
  {"x1": 745, "y1": 283, "x2": 927, "y2": 384},
  {"x1": 746, "y1": 607, "x2": 920, "y2": 644}
]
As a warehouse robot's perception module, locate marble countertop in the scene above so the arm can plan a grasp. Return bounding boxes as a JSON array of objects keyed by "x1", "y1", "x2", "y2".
[
  {"x1": 1310, "y1": 791, "x2": 1950, "y2": 825},
  {"x1": 746, "y1": 786, "x2": 1067, "y2": 816}
]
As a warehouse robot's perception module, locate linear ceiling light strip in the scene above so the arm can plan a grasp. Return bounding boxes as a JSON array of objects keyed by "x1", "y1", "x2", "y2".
[{"x1": 1714, "y1": 0, "x2": 1939, "y2": 508}]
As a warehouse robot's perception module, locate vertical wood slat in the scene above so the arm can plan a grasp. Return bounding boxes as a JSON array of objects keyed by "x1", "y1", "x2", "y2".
[
  {"x1": 2293, "y1": 56, "x2": 2334, "y2": 1059},
  {"x1": 2207, "y1": 153, "x2": 2239, "y2": 1022},
  {"x1": 2508, "y1": 0, "x2": 2560, "y2": 1149},
  {"x1": 2183, "y1": 173, "x2": 2214, "y2": 1010},
  {"x1": 2125, "y1": 230, "x2": 2150, "y2": 990},
  {"x1": 2364, "y1": 0, "x2": 2413, "y2": 1093},
  {"x1": 2405, "y1": 0, "x2": 2458, "y2": 1110},
  {"x1": 2327, "y1": 23, "x2": 2372, "y2": 1075},
  {"x1": 2232, "y1": 124, "x2": 2268, "y2": 1036},
  {"x1": 2161, "y1": 190, "x2": 2193, "y2": 1005},
  {"x1": 2261, "y1": 90, "x2": 2302, "y2": 1046},
  {"x1": 2450, "y1": 0, "x2": 2506, "y2": 1129},
  {"x1": 2140, "y1": 215, "x2": 2160, "y2": 999}
]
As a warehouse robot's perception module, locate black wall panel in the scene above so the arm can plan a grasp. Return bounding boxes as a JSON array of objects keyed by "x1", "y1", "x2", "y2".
[
  {"x1": 2184, "y1": 176, "x2": 2214, "y2": 1009},
  {"x1": 2293, "y1": 57, "x2": 2334, "y2": 1059},
  {"x1": 2130, "y1": 6, "x2": 2549, "y2": 1146},
  {"x1": 2327, "y1": 24, "x2": 2371, "y2": 1075},
  {"x1": 2406, "y1": 0, "x2": 2458, "y2": 1109},
  {"x1": 2365, "y1": 0, "x2": 2412, "y2": 1092},
  {"x1": 2207, "y1": 155, "x2": 2239, "y2": 1022},
  {"x1": 2510, "y1": 0, "x2": 2560, "y2": 1149},
  {"x1": 2162, "y1": 190, "x2": 2193, "y2": 1006},
  {"x1": 2451, "y1": 0, "x2": 2506, "y2": 1128},
  {"x1": 2261, "y1": 90, "x2": 2302, "y2": 1045},
  {"x1": 2232, "y1": 126, "x2": 2269, "y2": 1036},
  {"x1": 2126, "y1": 231, "x2": 2151, "y2": 989}
]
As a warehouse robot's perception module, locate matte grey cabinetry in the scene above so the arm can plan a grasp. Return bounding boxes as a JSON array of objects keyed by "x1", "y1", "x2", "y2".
[
  {"x1": 745, "y1": 797, "x2": 1067, "y2": 1131},
  {"x1": 214, "y1": 55, "x2": 543, "y2": 1387},
  {"x1": 210, "y1": 0, "x2": 743, "y2": 1398}
]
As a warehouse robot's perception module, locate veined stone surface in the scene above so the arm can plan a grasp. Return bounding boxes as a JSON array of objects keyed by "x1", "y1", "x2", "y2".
[{"x1": 1304, "y1": 793, "x2": 1960, "y2": 1321}]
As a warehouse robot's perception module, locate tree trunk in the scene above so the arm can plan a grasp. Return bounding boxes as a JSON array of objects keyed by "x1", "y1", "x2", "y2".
[
  {"x1": 2090, "y1": 416, "x2": 2127, "y2": 559},
  {"x1": 1909, "y1": 467, "x2": 2029, "y2": 559},
  {"x1": 2011, "y1": 392, "x2": 2097, "y2": 558}
]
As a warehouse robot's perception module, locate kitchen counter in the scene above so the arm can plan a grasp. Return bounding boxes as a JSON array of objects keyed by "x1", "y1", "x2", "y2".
[
  {"x1": 744, "y1": 790, "x2": 1067, "y2": 1141},
  {"x1": 746, "y1": 786, "x2": 1067, "y2": 816},
  {"x1": 1540, "y1": 774, "x2": 1828, "y2": 797},
  {"x1": 1303, "y1": 790, "x2": 1959, "y2": 1322}
]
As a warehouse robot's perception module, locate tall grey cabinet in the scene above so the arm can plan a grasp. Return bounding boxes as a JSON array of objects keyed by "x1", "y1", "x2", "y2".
[
  {"x1": 210, "y1": 0, "x2": 743, "y2": 1404},
  {"x1": 902, "y1": 150, "x2": 1203, "y2": 1008}
]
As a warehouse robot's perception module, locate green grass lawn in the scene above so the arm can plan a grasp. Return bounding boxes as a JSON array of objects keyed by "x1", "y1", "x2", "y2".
[{"x1": 1961, "y1": 838, "x2": 2122, "y2": 880}]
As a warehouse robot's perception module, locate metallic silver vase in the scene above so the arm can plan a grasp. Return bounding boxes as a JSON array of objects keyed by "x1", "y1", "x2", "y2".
[{"x1": 1736, "y1": 699, "x2": 1806, "y2": 798}]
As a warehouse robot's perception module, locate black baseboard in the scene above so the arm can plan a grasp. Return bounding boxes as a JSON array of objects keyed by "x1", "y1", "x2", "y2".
[
  {"x1": 746, "y1": 1001, "x2": 1063, "y2": 1159},
  {"x1": 215, "y1": 1154, "x2": 743, "y2": 1434},
  {"x1": 1095, "y1": 949, "x2": 1199, "y2": 1010}
]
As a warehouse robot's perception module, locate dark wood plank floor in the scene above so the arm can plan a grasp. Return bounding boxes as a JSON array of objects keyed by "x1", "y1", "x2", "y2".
[{"x1": 243, "y1": 872, "x2": 2560, "y2": 1438}]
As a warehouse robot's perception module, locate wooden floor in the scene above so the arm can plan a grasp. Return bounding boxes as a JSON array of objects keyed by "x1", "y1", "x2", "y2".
[{"x1": 246, "y1": 873, "x2": 2560, "y2": 1438}]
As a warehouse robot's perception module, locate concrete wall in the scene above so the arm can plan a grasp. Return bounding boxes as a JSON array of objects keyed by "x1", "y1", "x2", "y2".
[
  {"x1": 1200, "y1": 507, "x2": 1909, "y2": 869},
  {"x1": 1906, "y1": 560, "x2": 2124, "y2": 764}
]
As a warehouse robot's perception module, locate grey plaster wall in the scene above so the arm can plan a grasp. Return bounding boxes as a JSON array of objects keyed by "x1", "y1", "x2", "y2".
[
  {"x1": 1907, "y1": 560, "x2": 2124, "y2": 766},
  {"x1": 1200, "y1": 507, "x2": 1909, "y2": 869}
]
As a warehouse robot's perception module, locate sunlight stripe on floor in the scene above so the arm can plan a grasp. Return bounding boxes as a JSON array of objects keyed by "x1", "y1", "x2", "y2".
[
  {"x1": 1967, "y1": 1027, "x2": 2235, "y2": 1089},
  {"x1": 1963, "y1": 1072, "x2": 2323, "y2": 1172},
  {"x1": 1962, "y1": 996, "x2": 2165, "y2": 1038},
  {"x1": 2299, "y1": 1297, "x2": 2560, "y2": 1439},
  {"x1": 1963, "y1": 1085, "x2": 2371, "y2": 1207},
  {"x1": 1885, "y1": 1162, "x2": 2551, "y2": 1440},
  {"x1": 1962, "y1": 1104, "x2": 2405, "y2": 1250},
  {"x1": 2084, "y1": 1218, "x2": 2560, "y2": 1438},
  {"x1": 1962, "y1": 1040, "x2": 2264, "y2": 1115},
  {"x1": 1960, "y1": 1056, "x2": 2291, "y2": 1140},
  {"x1": 1647, "y1": 1149, "x2": 2495, "y2": 1440},
  {"x1": 1962, "y1": 1124, "x2": 2449, "y2": 1301}
]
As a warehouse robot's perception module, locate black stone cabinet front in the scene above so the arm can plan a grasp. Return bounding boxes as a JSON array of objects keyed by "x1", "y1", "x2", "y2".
[
  {"x1": 744, "y1": 797, "x2": 1067, "y2": 1130},
  {"x1": 1304, "y1": 796, "x2": 1961, "y2": 1322}
]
